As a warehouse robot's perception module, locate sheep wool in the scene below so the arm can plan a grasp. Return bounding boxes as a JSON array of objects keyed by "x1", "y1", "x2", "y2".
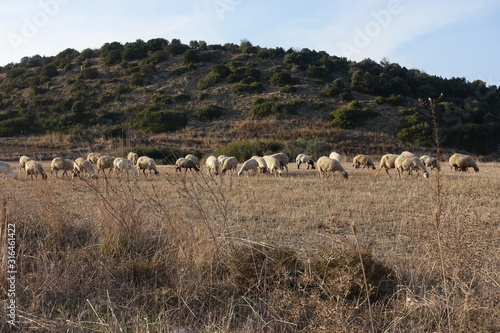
[
  {"x1": 51, "y1": 157, "x2": 76, "y2": 177},
  {"x1": 205, "y1": 156, "x2": 221, "y2": 176},
  {"x1": 75, "y1": 158, "x2": 98, "y2": 179},
  {"x1": 395, "y1": 155, "x2": 429, "y2": 178},
  {"x1": 237, "y1": 158, "x2": 259, "y2": 177},
  {"x1": 376, "y1": 154, "x2": 399, "y2": 176},
  {"x1": 352, "y1": 154, "x2": 376, "y2": 170},
  {"x1": 25, "y1": 160, "x2": 47, "y2": 180},
  {"x1": 0, "y1": 161, "x2": 18, "y2": 180},
  {"x1": 296, "y1": 154, "x2": 315, "y2": 169},
  {"x1": 317, "y1": 156, "x2": 348, "y2": 179},
  {"x1": 136, "y1": 156, "x2": 159, "y2": 175},
  {"x1": 222, "y1": 157, "x2": 238, "y2": 174},
  {"x1": 175, "y1": 158, "x2": 199, "y2": 172},
  {"x1": 96, "y1": 156, "x2": 115, "y2": 175},
  {"x1": 449, "y1": 153, "x2": 479, "y2": 172},
  {"x1": 113, "y1": 157, "x2": 137, "y2": 176}
]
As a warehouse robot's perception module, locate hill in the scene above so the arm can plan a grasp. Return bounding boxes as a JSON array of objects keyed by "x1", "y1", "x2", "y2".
[{"x1": 0, "y1": 39, "x2": 499, "y2": 160}]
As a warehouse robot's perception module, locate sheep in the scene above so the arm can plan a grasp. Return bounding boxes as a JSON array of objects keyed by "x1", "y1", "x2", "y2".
[
  {"x1": 96, "y1": 156, "x2": 115, "y2": 175},
  {"x1": 25, "y1": 160, "x2": 47, "y2": 180},
  {"x1": 19, "y1": 155, "x2": 32, "y2": 172},
  {"x1": 51, "y1": 157, "x2": 76, "y2": 177},
  {"x1": 221, "y1": 156, "x2": 238, "y2": 174},
  {"x1": 263, "y1": 155, "x2": 283, "y2": 177},
  {"x1": 205, "y1": 155, "x2": 221, "y2": 176},
  {"x1": 237, "y1": 158, "x2": 260, "y2": 177},
  {"x1": 376, "y1": 154, "x2": 399, "y2": 176},
  {"x1": 395, "y1": 155, "x2": 430, "y2": 178},
  {"x1": 136, "y1": 156, "x2": 159, "y2": 175},
  {"x1": 271, "y1": 153, "x2": 289, "y2": 173},
  {"x1": 74, "y1": 158, "x2": 98, "y2": 179},
  {"x1": 329, "y1": 152, "x2": 343, "y2": 164},
  {"x1": 352, "y1": 154, "x2": 376, "y2": 170},
  {"x1": 420, "y1": 155, "x2": 440, "y2": 171},
  {"x1": 175, "y1": 158, "x2": 200, "y2": 172},
  {"x1": 400, "y1": 151, "x2": 415, "y2": 157},
  {"x1": 316, "y1": 156, "x2": 348, "y2": 179},
  {"x1": 449, "y1": 153, "x2": 479, "y2": 172},
  {"x1": 218, "y1": 155, "x2": 229, "y2": 165},
  {"x1": 86, "y1": 153, "x2": 101, "y2": 164},
  {"x1": 127, "y1": 152, "x2": 139, "y2": 166},
  {"x1": 296, "y1": 154, "x2": 315, "y2": 169},
  {"x1": 251, "y1": 155, "x2": 268, "y2": 173},
  {"x1": 113, "y1": 157, "x2": 137, "y2": 176},
  {"x1": 0, "y1": 161, "x2": 18, "y2": 180},
  {"x1": 185, "y1": 154, "x2": 201, "y2": 169}
]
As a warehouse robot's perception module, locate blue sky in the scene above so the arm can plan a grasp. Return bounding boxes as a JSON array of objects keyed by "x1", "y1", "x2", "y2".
[{"x1": 1, "y1": 0, "x2": 499, "y2": 86}]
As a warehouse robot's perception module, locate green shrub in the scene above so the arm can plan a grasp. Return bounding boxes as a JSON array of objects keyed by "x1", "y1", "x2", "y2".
[
  {"x1": 197, "y1": 71, "x2": 219, "y2": 90},
  {"x1": 330, "y1": 101, "x2": 378, "y2": 129},
  {"x1": 195, "y1": 105, "x2": 225, "y2": 121},
  {"x1": 387, "y1": 94, "x2": 406, "y2": 106},
  {"x1": 231, "y1": 82, "x2": 265, "y2": 94},
  {"x1": 279, "y1": 85, "x2": 297, "y2": 93},
  {"x1": 121, "y1": 146, "x2": 194, "y2": 164},
  {"x1": 374, "y1": 96, "x2": 386, "y2": 105},
  {"x1": 269, "y1": 72, "x2": 293, "y2": 87},
  {"x1": 133, "y1": 108, "x2": 188, "y2": 133}
]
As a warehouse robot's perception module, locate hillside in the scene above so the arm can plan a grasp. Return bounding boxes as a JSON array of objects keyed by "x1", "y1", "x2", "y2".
[{"x1": 0, "y1": 39, "x2": 499, "y2": 160}]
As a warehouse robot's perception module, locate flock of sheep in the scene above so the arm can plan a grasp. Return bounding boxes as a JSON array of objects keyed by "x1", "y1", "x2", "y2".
[{"x1": 0, "y1": 150, "x2": 479, "y2": 181}]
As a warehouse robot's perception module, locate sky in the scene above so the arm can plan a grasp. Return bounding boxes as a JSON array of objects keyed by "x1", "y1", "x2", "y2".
[{"x1": 1, "y1": 0, "x2": 499, "y2": 86}]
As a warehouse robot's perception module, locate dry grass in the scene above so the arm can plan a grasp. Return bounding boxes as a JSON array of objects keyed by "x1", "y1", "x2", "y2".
[{"x1": 0, "y1": 160, "x2": 498, "y2": 332}]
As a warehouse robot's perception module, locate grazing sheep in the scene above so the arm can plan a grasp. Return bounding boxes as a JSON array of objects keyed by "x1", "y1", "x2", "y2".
[
  {"x1": 449, "y1": 153, "x2": 479, "y2": 172},
  {"x1": 329, "y1": 152, "x2": 343, "y2": 164},
  {"x1": 127, "y1": 152, "x2": 139, "y2": 166},
  {"x1": 251, "y1": 155, "x2": 268, "y2": 174},
  {"x1": 263, "y1": 155, "x2": 283, "y2": 177},
  {"x1": 352, "y1": 154, "x2": 376, "y2": 170},
  {"x1": 25, "y1": 160, "x2": 47, "y2": 180},
  {"x1": 317, "y1": 156, "x2": 348, "y2": 179},
  {"x1": 74, "y1": 158, "x2": 98, "y2": 179},
  {"x1": 376, "y1": 154, "x2": 399, "y2": 176},
  {"x1": 0, "y1": 161, "x2": 18, "y2": 180},
  {"x1": 271, "y1": 153, "x2": 289, "y2": 173},
  {"x1": 222, "y1": 157, "x2": 238, "y2": 174},
  {"x1": 296, "y1": 154, "x2": 315, "y2": 169},
  {"x1": 185, "y1": 154, "x2": 201, "y2": 169},
  {"x1": 237, "y1": 158, "x2": 260, "y2": 177},
  {"x1": 218, "y1": 155, "x2": 229, "y2": 165},
  {"x1": 136, "y1": 156, "x2": 159, "y2": 176},
  {"x1": 175, "y1": 158, "x2": 200, "y2": 172},
  {"x1": 205, "y1": 155, "x2": 221, "y2": 176},
  {"x1": 51, "y1": 157, "x2": 76, "y2": 177},
  {"x1": 420, "y1": 155, "x2": 440, "y2": 171},
  {"x1": 86, "y1": 153, "x2": 101, "y2": 164},
  {"x1": 96, "y1": 156, "x2": 115, "y2": 175},
  {"x1": 19, "y1": 155, "x2": 32, "y2": 172},
  {"x1": 400, "y1": 151, "x2": 415, "y2": 157},
  {"x1": 113, "y1": 157, "x2": 137, "y2": 176},
  {"x1": 395, "y1": 155, "x2": 430, "y2": 178}
]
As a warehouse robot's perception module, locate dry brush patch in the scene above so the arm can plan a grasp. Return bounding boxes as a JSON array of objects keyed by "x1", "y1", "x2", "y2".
[{"x1": 0, "y1": 162, "x2": 498, "y2": 332}]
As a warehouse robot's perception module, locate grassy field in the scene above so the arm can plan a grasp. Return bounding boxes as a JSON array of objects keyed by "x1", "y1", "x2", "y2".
[{"x1": 0, "y1": 159, "x2": 499, "y2": 332}]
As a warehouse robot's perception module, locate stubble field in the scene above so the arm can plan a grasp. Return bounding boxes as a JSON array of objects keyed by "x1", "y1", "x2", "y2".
[{"x1": 0, "y1": 159, "x2": 499, "y2": 332}]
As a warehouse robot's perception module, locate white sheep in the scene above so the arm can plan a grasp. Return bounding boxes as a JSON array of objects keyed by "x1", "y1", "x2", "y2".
[
  {"x1": 0, "y1": 161, "x2": 18, "y2": 180},
  {"x1": 96, "y1": 156, "x2": 115, "y2": 175},
  {"x1": 175, "y1": 158, "x2": 200, "y2": 172},
  {"x1": 51, "y1": 157, "x2": 76, "y2": 177},
  {"x1": 317, "y1": 156, "x2": 348, "y2": 179},
  {"x1": 19, "y1": 155, "x2": 32, "y2": 173},
  {"x1": 25, "y1": 160, "x2": 47, "y2": 180},
  {"x1": 136, "y1": 156, "x2": 159, "y2": 175},
  {"x1": 113, "y1": 157, "x2": 137, "y2": 176},
  {"x1": 185, "y1": 154, "x2": 201, "y2": 169},
  {"x1": 251, "y1": 155, "x2": 268, "y2": 174},
  {"x1": 205, "y1": 155, "x2": 221, "y2": 176},
  {"x1": 395, "y1": 155, "x2": 430, "y2": 178},
  {"x1": 74, "y1": 158, "x2": 98, "y2": 179},
  {"x1": 127, "y1": 152, "x2": 139, "y2": 166},
  {"x1": 86, "y1": 153, "x2": 101, "y2": 164},
  {"x1": 237, "y1": 158, "x2": 259, "y2": 177},
  {"x1": 420, "y1": 155, "x2": 440, "y2": 171},
  {"x1": 221, "y1": 156, "x2": 238, "y2": 174},
  {"x1": 329, "y1": 152, "x2": 343, "y2": 164},
  {"x1": 271, "y1": 153, "x2": 289, "y2": 173},
  {"x1": 296, "y1": 154, "x2": 315, "y2": 169},
  {"x1": 352, "y1": 154, "x2": 376, "y2": 170},
  {"x1": 263, "y1": 155, "x2": 283, "y2": 177},
  {"x1": 448, "y1": 153, "x2": 479, "y2": 172},
  {"x1": 218, "y1": 155, "x2": 229, "y2": 165},
  {"x1": 376, "y1": 154, "x2": 399, "y2": 176}
]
